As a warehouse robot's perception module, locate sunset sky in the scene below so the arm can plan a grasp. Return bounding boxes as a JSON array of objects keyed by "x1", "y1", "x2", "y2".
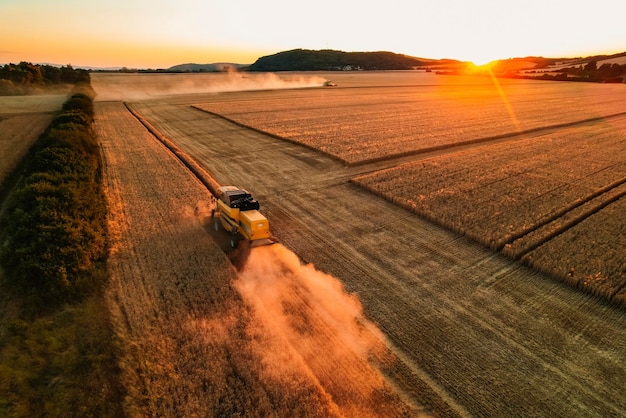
[{"x1": 1, "y1": 0, "x2": 624, "y2": 69}]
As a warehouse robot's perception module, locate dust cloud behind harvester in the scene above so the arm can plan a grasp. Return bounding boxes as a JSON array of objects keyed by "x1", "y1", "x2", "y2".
[{"x1": 234, "y1": 244, "x2": 423, "y2": 417}]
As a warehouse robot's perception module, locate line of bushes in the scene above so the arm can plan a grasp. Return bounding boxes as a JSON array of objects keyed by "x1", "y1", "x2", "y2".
[
  {"x1": 0, "y1": 83, "x2": 123, "y2": 416},
  {"x1": 0, "y1": 84, "x2": 106, "y2": 304}
]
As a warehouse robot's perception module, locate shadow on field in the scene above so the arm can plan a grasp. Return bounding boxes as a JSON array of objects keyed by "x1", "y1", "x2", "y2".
[{"x1": 202, "y1": 220, "x2": 253, "y2": 270}]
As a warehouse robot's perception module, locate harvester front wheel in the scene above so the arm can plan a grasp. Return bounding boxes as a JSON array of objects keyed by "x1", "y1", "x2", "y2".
[
  {"x1": 229, "y1": 236, "x2": 239, "y2": 248},
  {"x1": 213, "y1": 218, "x2": 220, "y2": 231}
]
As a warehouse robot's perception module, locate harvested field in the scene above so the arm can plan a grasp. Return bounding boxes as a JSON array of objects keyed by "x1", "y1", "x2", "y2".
[
  {"x1": 96, "y1": 100, "x2": 421, "y2": 417},
  {"x1": 0, "y1": 94, "x2": 66, "y2": 114},
  {"x1": 0, "y1": 95, "x2": 65, "y2": 187},
  {"x1": 91, "y1": 71, "x2": 626, "y2": 417}
]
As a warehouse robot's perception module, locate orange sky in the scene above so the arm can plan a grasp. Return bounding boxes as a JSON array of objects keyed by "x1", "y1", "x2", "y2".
[{"x1": 1, "y1": 0, "x2": 624, "y2": 68}]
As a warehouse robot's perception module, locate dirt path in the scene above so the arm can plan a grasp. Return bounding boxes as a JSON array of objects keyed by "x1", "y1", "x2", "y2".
[{"x1": 129, "y1": 99, "x2": 626, "y2": 417}]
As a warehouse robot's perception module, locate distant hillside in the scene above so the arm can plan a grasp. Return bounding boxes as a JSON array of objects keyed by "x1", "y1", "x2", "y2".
[
  {"x1": 428, "y1": 51, "x2": 626, "y2": 83},
  {"x1": 167, "y1": 62, "x2": 249, "y2": 72},
  {"x1": 157, "y1": 49, "x2": 624, "y2": 82},
  {"x1": 246, "y1": 49, "x2": 457, "y2": 71}
]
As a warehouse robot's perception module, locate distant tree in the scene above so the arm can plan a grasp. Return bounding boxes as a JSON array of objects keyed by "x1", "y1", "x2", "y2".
[
  {"x1": 598, "y1": 63, "x2": 624, "y2": 77},
  {"x1": 60, "y1": 64, "x2": 77, "y2": 83},
  {"x1": 0, "y1": 62, "x2": 89, "y2": 94},
  {"x1": 41, "y1": 65, "x2": 62, "y2": 84},
  {"x1": 583, "y1": 60, "x2": 597, "y2": 72}
]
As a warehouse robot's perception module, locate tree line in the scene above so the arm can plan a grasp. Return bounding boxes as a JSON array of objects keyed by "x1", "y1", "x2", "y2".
[
  {"x1": 0, "y1": 85, "x2": 107, "y2": 302},
  {"x1": 525, "y1": 60, "x2": 626, "y2": 83},
  {"x1": 0, "y1": 62, "x2": 89, "y2": 95}
]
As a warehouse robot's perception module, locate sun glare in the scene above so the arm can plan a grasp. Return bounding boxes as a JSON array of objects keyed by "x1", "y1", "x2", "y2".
[
  {"x1": 465, "y1": 50, "x2": 501, "y2": 67},
  {"x1": 470, "y1": 58, "x2": 496, "y2": 68}
]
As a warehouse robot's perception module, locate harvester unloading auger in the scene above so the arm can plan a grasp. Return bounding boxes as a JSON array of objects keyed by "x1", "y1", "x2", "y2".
[{"x1": 211, "y1": 186, "x2": 275, "y2": 248}]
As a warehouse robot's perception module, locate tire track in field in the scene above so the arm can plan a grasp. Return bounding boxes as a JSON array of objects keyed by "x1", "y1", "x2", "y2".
[
  {"x1": 129, "y1": 99, "x2": 626, "y2": 418},
  {"x1": 267, "y1": 185, "x2": 625, "y2": 417},
  {"x1": 265, "y1": 197, "x2": 469, "y2": 417},
  {"x1": 97, "y1": 101, "x2": 351, "y2": 416}
]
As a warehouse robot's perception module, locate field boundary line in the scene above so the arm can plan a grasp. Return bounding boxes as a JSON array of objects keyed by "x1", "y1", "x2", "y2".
[
  {"x1": 352, "y1": 111, "x2": 626, "y2": 167},
  {"x1": 124, "y1": 102, "x2": 222, "y2": 196},
  {"x1": 353, "y1": 177, "x2": 626, "y2": 309},
  {"x1": 501, "y1": 175, "x2": 626, "y2": 252},
  {"x1": 190, "y1": 105, "x2": 349, "y2": 165},
  {"x1": 516, "y1": 188, "x2": 626, "y2": 261},
  {"x1": 192, "y1": 104, "x2": 626, "y2": 168}
]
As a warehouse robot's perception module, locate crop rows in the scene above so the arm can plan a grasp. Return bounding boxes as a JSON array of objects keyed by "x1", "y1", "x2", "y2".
[
  {"x1": 195, "y1": 79, "x2": 626, "y2": 164},
  {"x1": 523, "y1": 195, "x2": 626, "y2": 305},
  {"x1": 354, "y1": 115, "x2": 626, "y2": 305}
]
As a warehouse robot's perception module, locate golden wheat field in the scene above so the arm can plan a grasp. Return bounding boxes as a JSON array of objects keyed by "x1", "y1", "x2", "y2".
[
  {"x1": 354, "y1": 114, "x2": 626, "y2": 304},
  {"x1": 182, "y1": 71, "x2": 626, "y2": 307},
  {"x1": 193, "y1": 73, "x2": 626, "y2": 164},
  {"x1": 89, "y1": 71, "x2": 626, "y2": 417}
]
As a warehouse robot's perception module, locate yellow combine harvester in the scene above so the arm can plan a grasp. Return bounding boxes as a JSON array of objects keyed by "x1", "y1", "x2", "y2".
[{"x1": 211, "y1": 186, "x2": 272, "y2": 248}]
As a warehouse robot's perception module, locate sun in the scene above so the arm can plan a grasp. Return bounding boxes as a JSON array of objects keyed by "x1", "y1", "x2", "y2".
[
  {"x1": 470, "y1": 55, "x2": 499, "y2": 67},
  {"x1": 471, "y1": 59, "x2": 495, "y2": 67},
  {"x1": 466, "y1": 51, "x2": 501, "y2": 67}
]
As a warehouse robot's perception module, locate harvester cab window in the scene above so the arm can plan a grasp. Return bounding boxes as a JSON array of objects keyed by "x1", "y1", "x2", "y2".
[{"x1": 222, "y1": 190, "x2": 260, "y2": 211}]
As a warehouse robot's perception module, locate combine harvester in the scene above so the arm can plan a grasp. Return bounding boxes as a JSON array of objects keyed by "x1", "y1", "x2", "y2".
[{"x1": 211, "y1": 186, "x2": 274, "y2": 248}]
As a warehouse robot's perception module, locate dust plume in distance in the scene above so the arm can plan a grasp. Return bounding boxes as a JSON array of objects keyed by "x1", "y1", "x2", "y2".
[{"x1": 91, "y1": 71, "x2": 327, "y2": 101}]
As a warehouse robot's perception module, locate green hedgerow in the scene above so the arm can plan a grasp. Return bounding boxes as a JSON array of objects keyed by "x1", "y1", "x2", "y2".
[{"x1": 0, "y1": 92, "x2": 106, "y2": 304}]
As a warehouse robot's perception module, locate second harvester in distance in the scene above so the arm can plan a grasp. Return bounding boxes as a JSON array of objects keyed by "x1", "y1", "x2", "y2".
[{"x1": 211, "y1": 186, "x2": 273, "y2": 248}]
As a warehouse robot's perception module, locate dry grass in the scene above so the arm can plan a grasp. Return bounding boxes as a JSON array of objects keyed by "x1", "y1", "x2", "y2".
[
  {"x1": 0, "y1": 95, "x2": 66, "y2": 114},
  {"x1": 0, "y1": 115, "x2": 54, "y2": 186}
]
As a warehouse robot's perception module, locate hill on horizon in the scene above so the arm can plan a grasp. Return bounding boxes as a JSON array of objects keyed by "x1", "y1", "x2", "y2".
[
  {"x1": 167, "y1": 62, "x2": 249, "y2": 72},
  {"x1": 166, "y1": 49, "x2": 626, "y2": 73},
  {"x1": 245, "y1": 49, "x2": 446, "y2": 71}
]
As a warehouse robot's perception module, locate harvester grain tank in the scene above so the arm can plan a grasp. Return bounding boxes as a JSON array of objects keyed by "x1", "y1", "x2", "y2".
[{"x1": 211, "y1": 186, "x2": 272, "y2": 248}]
